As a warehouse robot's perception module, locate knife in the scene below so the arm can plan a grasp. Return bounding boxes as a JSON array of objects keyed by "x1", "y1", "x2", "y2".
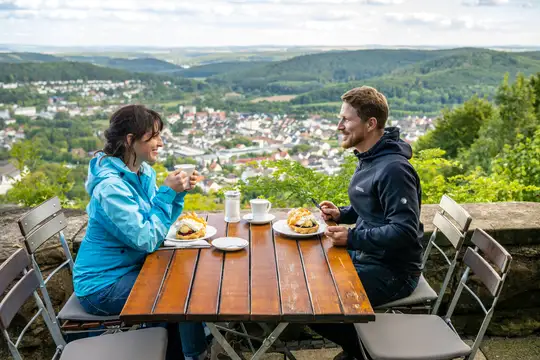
[{"x1": 311, "y1": 198, "x2": 322, "y2": 210}]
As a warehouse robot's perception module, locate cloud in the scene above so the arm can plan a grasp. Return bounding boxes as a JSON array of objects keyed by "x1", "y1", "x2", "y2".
[
  {"x1": 384, "y1": 12, "x2": 508, "y2": 31},
  {"x1": 461, "y1": 0, "x2": 534, "y2": 6},
  {"x1": 462, "y1": 0, "x2": 509, "y2": 5}
]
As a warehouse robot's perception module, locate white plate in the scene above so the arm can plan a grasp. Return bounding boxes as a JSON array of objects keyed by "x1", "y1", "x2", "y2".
[
  {"x1": 272, "y1": 219, "x2": 327, "y2": 238},
  {"x1": 165, "y1": 225, "x2": 217, "y2": 242},
  {"x1": 243, "y1": 213, "x2": 276, "y2": 224},
  {"x1": 211, "y1": 237, "x2": 249, "y2": 252}
]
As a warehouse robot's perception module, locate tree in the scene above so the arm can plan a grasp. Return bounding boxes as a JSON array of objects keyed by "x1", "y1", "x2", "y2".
[
  {"x1": 461, "y1": 73, "x2": 538, "y2": 171},
  {"x1": 530, "y1": 73, "x2": 540, "y2": 119},
  {"x1": 6, "y1": 164, "x2": 74, "y2": 207},
  {"x1": 491, "y1": 126, "x2": 540, "y2": 199},
  {"x1": 414, "y1": 96, "x2": 494, "y2": 158},
  {"x1": 233, "y1": 155, "x2": 356, "y2": 208},
  {"x1": 9, "y1": 140, "x2": 41, "y2": 173}
]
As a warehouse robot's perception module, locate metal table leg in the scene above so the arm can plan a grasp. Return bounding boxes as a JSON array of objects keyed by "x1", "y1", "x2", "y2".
[
  {"x1": 258, "y1": 323, "x2": 297, "y2": 360},
  {"x1": 251, "y1": 323, "x2": 289, "y2": 360},
  {"x1": 207, "y1": 323, "x2": 243, "y2": 360},
  {"x1": 207, "y1": 322, "x2": 290, "y2": 360}
]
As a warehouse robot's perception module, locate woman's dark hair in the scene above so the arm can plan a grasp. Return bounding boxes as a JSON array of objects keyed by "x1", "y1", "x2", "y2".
[{"x1": 101, "y1": 104, "x2": 163, "y2": 167}]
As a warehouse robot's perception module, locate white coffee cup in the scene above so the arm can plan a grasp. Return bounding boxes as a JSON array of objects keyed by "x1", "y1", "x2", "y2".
[
  {"x1": 250, "y1": 199, "x2": 272, "y2": 221},
  {"x1": 174, "y1": 164, "x2": 196, "y2": 190}
]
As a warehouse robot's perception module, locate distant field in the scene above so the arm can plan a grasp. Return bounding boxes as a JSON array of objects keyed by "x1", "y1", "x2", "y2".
[
  {"x1": 250, "y1": 95, "x2": 297, "y2": 103},
  {"x1": 291, "y1": 101, "x2": 341, "y2": 108},
  {"x1": 92, "y1": 119, "x2": 109, "y2": 130}
]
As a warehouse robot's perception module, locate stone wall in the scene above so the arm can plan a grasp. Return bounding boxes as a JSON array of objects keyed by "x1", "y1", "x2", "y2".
[{"x1": 0, "y1": 202, "x2": 538, "y2": 354}]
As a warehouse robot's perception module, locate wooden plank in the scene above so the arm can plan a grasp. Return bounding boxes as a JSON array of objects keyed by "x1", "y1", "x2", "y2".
[
  {"x1": 186, "y1": 214, "x2": 226, "y2": 321},
  {"x1": 298, "y1": 238, "x2": 342, "y2": 321},
  {"x1": 152, "y1": 249, "x2": 200, "y2": 321},
  {"x1": 120, "y1": 249, "x2": 174, "y2": 323},
  {"x1": 218, "y1": 220, "x2": 250, "y2": 321},
  {"x1": 321, "y1": 236, "x2": 375, "y2": 323},
  {"x1": 250, "y1": 220, "x2": 281, "y2": 321},
  {"x1": 152, "y1": 213, "x2": 209, "y2": 321},
  {"x1": 274, "y1": 219, "x2": 314, "y2": 322}
]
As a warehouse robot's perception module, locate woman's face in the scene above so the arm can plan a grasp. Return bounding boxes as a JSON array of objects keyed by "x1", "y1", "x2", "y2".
[{"x1": 131, "y1": 124, "x2": 163, "y2": 165}]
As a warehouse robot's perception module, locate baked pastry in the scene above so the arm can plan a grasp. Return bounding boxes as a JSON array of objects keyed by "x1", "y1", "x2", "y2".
[
  {"x1": 287, "y1": 208, "x2": 320, "y2": 234},
  {"x1": 176, "y1": 212, "x2": 207, "y2": 240}
]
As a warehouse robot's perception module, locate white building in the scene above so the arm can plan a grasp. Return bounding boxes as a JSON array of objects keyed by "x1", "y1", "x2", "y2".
[
  {"x1": 14, "y1": 107, "x2": 36, "y2": 117},
  {"x1": 0, "y1": 163, "x2": 21, "y2": 195}
]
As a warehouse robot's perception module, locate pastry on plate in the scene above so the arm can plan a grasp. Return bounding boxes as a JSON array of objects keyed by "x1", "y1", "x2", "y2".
[
  {"x1": 176, "y1": 212, "x2": 207, "y2": 240},
  {"x1": 287, "y1": 208, "x2": 320, "y2": 234}
]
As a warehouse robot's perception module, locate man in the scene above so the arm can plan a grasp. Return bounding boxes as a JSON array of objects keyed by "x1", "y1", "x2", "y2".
[{"x1": 311, "y1": 86, "x2": 424, "y2": 360}]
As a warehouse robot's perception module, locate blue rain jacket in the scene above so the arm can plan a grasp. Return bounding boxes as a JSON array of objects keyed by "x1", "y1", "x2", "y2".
[{"x1": 73, "y1": 152, "x2": 185, "y2": 297}]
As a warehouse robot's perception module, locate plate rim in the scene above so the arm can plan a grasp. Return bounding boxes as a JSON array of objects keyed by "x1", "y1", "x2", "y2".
[
  {"x1": 272, "y1": 219, "x2": 326, "y2": 238},
  {"x1": 165, "y1": 224, "x2": 218, "y2": 242}
]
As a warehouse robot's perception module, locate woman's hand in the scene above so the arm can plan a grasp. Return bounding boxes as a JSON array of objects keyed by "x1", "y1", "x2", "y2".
[
  {"x1": 164, "y1": 169, "x2": 187, "y2": 193},
  {"x1": 186, "y1": 170, "x2": 201, "y2": 191}
]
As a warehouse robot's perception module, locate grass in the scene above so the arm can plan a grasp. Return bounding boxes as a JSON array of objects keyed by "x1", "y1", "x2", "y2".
[
  {"x1": 92, "y1": 119, "x2": 110, "y2": 130},
  {"x1": 250, "y1": 95, "x2": 297, "y2": 103},
  {"x1": 291, "y1": 101, "x2": 342, "y2": 107}
]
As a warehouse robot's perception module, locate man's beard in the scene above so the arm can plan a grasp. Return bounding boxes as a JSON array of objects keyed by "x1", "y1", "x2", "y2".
[{"x1": 340, "y1": 132, "x2": 363, "y2": 150}]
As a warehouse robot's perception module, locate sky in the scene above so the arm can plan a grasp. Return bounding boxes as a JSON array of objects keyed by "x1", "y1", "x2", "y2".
[{"x1": 0, "y1": 0, "x2": 539, "y2": 48}]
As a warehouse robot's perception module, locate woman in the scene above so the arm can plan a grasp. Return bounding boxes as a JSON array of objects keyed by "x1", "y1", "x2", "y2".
[{"x1": 73, "y1": 105, "x2": 208, "y2": 360}]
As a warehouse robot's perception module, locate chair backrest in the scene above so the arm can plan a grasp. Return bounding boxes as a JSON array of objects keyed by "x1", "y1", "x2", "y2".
[
  {"x1": 0, "y1": 249, "x2": 65, "y2": 360},
  {"x1": 17, "y1": 197, "x2": 74, "y2": 340},
  {"x1": 422, "y1": 195, "x2": 472, "y2": 314},
  {"x1": 444, "y1": 229, "x2": 512, "y2": 360}
]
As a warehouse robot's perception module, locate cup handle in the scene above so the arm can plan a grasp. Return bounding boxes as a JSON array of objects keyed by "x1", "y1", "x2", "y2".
[{"x1": 266, "y1": 202, "x2": 272, "y2": 213}]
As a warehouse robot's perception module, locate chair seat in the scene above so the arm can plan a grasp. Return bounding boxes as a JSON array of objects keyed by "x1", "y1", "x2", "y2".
[
  {"x1": 355, "y1": 314, "x2": 471, "y2": 360},
  {"x1": 58, "y1": 293, "x2": 119, "y2": 322},
  {"x1": 60, "y1": 327, "x2": 167, "y2": 360},
  {"x1": 376, "y1": 274, "x2": 437, "y2": 309}
]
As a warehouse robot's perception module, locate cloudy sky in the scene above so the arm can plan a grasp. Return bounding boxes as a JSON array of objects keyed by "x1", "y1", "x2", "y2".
[{"x1": 0, "y1": 0, "x2": 538, "y2": 47}]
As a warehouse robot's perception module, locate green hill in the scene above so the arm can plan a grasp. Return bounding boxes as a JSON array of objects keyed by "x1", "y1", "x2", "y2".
[
  {"x1": 65, "y1": 56, "x2": 183, "y2": 73},
  {"x1": 0, "y1": 52, "x2": 184, "y2": 73},
  {"x1": 291, "y1": 49, "x2": 540, "y2": 106},
  {"x1": 175, "y1": 61, "x2": 270, "y2": 78},
  {"x1": 0, "y1": 61, "x2": 167, "y2": 82},
  {"x1": 209, "y1": 49, "x2": 455, "y2": 91},
  {"x1": 0, "y1": 52, "x2": 62, "y2": 63}
]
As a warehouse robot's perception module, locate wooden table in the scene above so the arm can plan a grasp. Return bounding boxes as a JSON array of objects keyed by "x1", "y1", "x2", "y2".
[{"x1": 120, "y1": 213, "x2": 375, "y2": 359}]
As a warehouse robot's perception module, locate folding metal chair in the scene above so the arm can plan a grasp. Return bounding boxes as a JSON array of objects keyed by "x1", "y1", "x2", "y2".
[
  {"x1": 377, "y1": 195, "x2": 472, "y2": 314},
  {"x1": 17, "y1": 197, "x2": 123, "y2": 337},
  {"x1": 0, "y1": 248, "x2": 168, "y2": 360},
  {"x1": 355, "y1": 228, "x2": 512, "y2": 360}
]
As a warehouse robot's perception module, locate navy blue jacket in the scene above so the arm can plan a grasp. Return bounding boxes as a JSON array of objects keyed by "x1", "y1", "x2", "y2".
[{"x1": 339, "y1": 127, "x2": 424, "y2": 274}]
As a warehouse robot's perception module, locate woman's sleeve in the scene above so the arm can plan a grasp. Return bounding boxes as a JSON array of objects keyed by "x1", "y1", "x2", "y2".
[{"x1": 96, "y1": 181, "x2": 183, "y2": 253}]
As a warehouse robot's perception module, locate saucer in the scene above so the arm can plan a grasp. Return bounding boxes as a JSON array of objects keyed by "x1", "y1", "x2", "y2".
[
  {"x1": 243, "y1": 213, "x2": 275, "y2": 225},
  {"x1": 211, "y1": 237, "x2": 249, "y2": 252}
]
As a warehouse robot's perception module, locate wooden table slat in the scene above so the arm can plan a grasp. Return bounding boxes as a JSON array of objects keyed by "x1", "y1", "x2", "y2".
[
  {"x1": 186, "y1": 214, "x2": 226, "y2": 321},
  {"x1": 121, "y1": 249, "x2": 174, "y2": 322},
  {"x1": 321, "y1": 235, "x2": 375, "y2": 322},
  {"x1": 250, "y1": 222, "x2": 281, "y2": 321},
  {"x1": 218, "y1": 220, "x2": 251, "y2": 321},
  {"x1": 298, "y1": 238, "x2": 343, "y2": 320},
  {"x1": 274, "y1": 227, "x2": 314, "y2": 322},
  {"x1": 153, "y1": 249, "x2": 199, "y2": 320}
]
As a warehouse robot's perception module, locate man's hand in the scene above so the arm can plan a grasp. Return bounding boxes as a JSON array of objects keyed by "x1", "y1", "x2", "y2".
[
  {"x1": 319, "y1": 201, "x2": 341, "y2": 222},
  {"x1": 325, "y1": 226, "x2": 348, "y2": 247}
]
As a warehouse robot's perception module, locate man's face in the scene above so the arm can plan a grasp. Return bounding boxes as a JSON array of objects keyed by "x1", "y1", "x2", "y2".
[{"x1": 337, "y1": 102, "x2": 368, "y2": 150}]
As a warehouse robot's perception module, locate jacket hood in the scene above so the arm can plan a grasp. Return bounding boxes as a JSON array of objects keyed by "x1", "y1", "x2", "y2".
[
  {"x1": 85, "y1": 152, "x2": 152, "y2": 195},
  {"x1": 354, "y1": 127, "x2": 412, "y2": 162}
]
